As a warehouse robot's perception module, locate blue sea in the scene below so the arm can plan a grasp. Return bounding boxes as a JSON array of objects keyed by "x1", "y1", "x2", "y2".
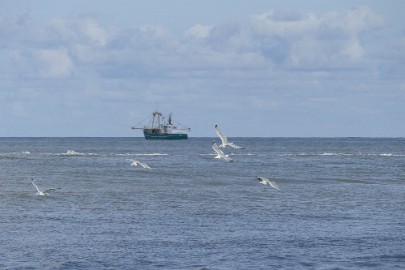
[{"x1": 1, "y1": 137, "x2": 404, "y2": 269}]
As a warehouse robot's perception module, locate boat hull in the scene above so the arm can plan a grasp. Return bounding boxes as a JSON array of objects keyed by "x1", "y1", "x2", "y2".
[{"x1": 143, "y1": 129, "x2": 188, "y2": 140}]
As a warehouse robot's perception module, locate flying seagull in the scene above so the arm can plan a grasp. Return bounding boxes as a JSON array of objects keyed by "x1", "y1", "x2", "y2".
[
  {"x1": 256, "y1": 177, "x2": 281, "y2": 190},
  {"x1": 212, "y1": 141, "x2": 234, "y2": 162},
  {"x1": 214, "y1": 124, "x2": 244, "y2": 149},
  {"x1": 130, "y1": 160, "x2": 151, "y2": 170},
  {"x1": 31, "y1": 178, "x2": 59, "y2": 196}
]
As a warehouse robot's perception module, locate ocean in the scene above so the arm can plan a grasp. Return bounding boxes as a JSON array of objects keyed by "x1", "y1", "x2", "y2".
[{"x1": 0, "y1": 137, "x2": 404, "y2": 269}]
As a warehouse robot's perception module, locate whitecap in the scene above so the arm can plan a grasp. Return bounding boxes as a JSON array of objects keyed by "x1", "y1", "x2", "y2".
[
  {"x1": 379, "y1": 153, "x2": 394, "y2": 157},
  {"x1": 59, "y1": 150, "x2": 97, "y2": 156},
  {"x1": 125, "y1": 153, "x2": 168, "y2": 156},
  {"x1": 64, "y1": 150, "x2": 85, "y2": 156},
  {"x1": 280, "y1": 153, "x2": 313, "y2": 157},
  {"x1": 320, "y1": 152, "x2": 338, "y2": 156}
]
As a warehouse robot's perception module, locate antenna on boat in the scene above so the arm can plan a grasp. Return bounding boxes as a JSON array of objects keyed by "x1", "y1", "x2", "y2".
[{"x1": 168, "y1": 113, "x2": 172, "y2": 125}]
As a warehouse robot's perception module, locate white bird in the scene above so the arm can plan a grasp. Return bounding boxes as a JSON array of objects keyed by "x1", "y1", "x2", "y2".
[
  {"x1": 212, "y1": 141, "x2": 234, "y2": 162},
  {"x1": 214, "y1": 124, "x2": 244, "y2": 149},
  {"x1": 31, "y1": 178, "x2": 58, "y2": 196},
  {"x1": 130, "y1": 160, "x2": 151, "y2": 170},
  {"x1": 257, "y1": 177, "x2": 281, "y2": 190}
]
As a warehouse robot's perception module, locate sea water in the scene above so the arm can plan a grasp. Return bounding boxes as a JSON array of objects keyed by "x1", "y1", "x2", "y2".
[{"x1": 0, "y1": 137, "x2": 404, "y2": 269}]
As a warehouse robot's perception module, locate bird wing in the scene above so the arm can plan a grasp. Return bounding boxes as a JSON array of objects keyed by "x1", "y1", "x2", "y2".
[
  {"x1": 139, "y1": 162, "x2": 151, "y2": 170},
  {"x1": 212, "y1": 142, "x2": 225, "y2": 157},
  {"x1": 268, "y1": 181, "x2": 281, "y2": 190},
  {"x1": 31, "y1": 180, "x2": 41, "y2": 193},
  {"x1": 229, "y1": 143, "x2": 244, "y2": 149},
  {"x1": 43, "y1": 188, "x2": 57, "y2": 193},
  {"x1": 215, "y1": 125, "x2": 229, "y2": 145},
  {"x1": 213, "y1": 142, "x2": 234, "y2": 162}
]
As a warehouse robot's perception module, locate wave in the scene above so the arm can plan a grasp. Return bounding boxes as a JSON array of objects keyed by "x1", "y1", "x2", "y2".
[
  {"x1": 116, "y1": 153, "x2": 168, "y2": 156},
  {"x1": 57, "y1": 150, "x2": 98, "y2": 156},
  {"x1": 228, "y1": 153, "x2": 256, "y2": 156},
  {"x1": 0, "y1": 151, "x2": 31, "y2": 159},
  {"x1": 63, "y1": 150, "x2": 86, "y2": 156},
  {"x1": 199, "y1": 153, "x2": 256, "y2": 156},
  {"x1": 0, "y1": 151, "x2": 31, "y2": 155}
]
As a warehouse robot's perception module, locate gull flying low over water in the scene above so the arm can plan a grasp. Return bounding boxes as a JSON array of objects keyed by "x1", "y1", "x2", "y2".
[
  {"x1": 212, "y1": 141, "x2": 234, "y2": 162},
  {"x1": 257, "y1": 177, "x2": 281, "y2": 190},
  {"x1": 31, "y1": 178, "x2": 59, "y2": 196},
  {"x1": 130, "y1": 160, "x2": 151, "y2": 170},
  {"x1": 214, "y1": 124, "x2": 244, "y2": 149}
]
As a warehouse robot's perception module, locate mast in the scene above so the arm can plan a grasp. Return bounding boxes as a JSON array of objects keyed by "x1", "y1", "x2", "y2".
[
  {"x1": 151, "y1": 111, "x2": 162, "y2": 129},
  {"x1": 168, "y1": 113, "x2": 172, "y2": 125}
]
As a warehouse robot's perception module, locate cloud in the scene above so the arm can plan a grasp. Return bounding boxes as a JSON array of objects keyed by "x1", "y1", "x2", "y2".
[
  {"x1": 46, "y1": 16, "x2": 109, "y2": 47},
  {"x1": 251, "y1": 6, "x2": 384, "y2": 67},
  {"x1": 0, "y1": 10, "x2": 31, "y2": 38},
  {"x1": 36, "y1": 48, "x2": 73, "y2": 78},
  {"x1": 185, "y1": 24, "x2": 213, "y2": 39},
  {"x1": 0, "y1": 4, "x2": 403, "y2": 136},
  {"x1": 3, "y1": 6, "x2": 386, "y2": 83},
  {"x1": 252, "y1": 10, "x2": 318, "y2": 38},
  {"x1": 338, "y1": 5, "x2": 384, "y2": 35}
]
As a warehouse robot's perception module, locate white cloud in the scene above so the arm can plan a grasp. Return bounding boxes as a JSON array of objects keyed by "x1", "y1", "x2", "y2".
[
  {"x1": 339, "y1": 5, "x2": 384, "y2": 35},
  {"x1": 47, "y1": 17, "x2": 109, "y2": 47},
  {"x1": 251, "y1": 6, "x2": 384, "y2": 67},
  {"x1": 80, "y1": 18, "x2": 108, "y2": 47},
  {"x1": 252, "y1": 10, "x2": 319, "y2": 38},
  {"x1": 0, "y1": 4, "x2": 403, "y2": 136},
  {"x1": 36, "y1": 48, "x2": 73, "y2": 78},
  {"x1": 4, "y1": 5, "x2": 383, "y2": 82},
  {"x1": 185, "y1": 24, "x2": 213, "y2": 39}
]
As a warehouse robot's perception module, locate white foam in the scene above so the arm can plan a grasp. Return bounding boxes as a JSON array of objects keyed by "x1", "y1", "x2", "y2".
[
  {"x1": 0, "y1": 151, "x2": 31, "y2": 157},
  {"x1": 118, "y1": 153, "x2": 168, "y2": 156},
  {"x1": 59, "y1": 150, "x2": 97, "y2": 156},
  {"x1": 64, "y1": 150, "x2": 85, "y2": 156},
  {"x1": 380, "y1": 153, "x2": 393, "y2": 157}
]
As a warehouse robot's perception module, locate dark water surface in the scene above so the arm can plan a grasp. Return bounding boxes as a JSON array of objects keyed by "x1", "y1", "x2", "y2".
[{"x1": 1, "y1": 137, "x2": 404, "y2": 269}]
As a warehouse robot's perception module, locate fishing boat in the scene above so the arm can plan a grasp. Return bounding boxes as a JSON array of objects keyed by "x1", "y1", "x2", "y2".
[{"x1": 131, "y1": 111, "x2": 190, "y2": 140}]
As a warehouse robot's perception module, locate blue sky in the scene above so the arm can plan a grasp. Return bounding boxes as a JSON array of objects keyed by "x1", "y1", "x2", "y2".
[{"x1": 1, "y1": 0, "x2": 404, "y2": 137}]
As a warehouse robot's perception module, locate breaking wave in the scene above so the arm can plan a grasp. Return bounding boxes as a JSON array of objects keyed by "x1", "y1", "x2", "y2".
[
  {"x1": 58, "y1": 150, "x2": 98, "y2": 156},
  {"x1": 116, "y1": 153, "x2": 168, "y2": 156},
  {"x1": 0, "y1": 151, "x2": 31, "y2": 158}
]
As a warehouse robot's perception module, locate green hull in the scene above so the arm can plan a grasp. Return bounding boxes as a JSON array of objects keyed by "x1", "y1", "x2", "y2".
[{"x1": 143, "y1": 130, "x2": 188, "y2": 140}]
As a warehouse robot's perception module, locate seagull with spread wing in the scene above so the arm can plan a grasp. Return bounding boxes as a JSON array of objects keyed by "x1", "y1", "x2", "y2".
[
  {"x1": 31, "y1": 178, "x2": 59, "y2": 196},
  {"x1": 130, "y1": 160, "x2": 151, "y2": 170},
  {"x1": 256, "y1": 177, "x2": 281, "y2": 190},
  {"x1": 215, "y1": 124, "x2": 244, "y2": 149},
  {"x1": 212, "y1": 141, "x2": 234, "y2": 162}
]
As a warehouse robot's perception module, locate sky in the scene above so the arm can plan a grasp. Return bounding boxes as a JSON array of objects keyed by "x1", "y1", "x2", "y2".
[{"x1": 1, "y1": 0, "x2": 404, "y2": 137}]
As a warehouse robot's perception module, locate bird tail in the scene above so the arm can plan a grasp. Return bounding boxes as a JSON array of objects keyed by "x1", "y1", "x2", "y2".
[{"x1": 229, "y1": 143, "x2": 244, "y2": 149}]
